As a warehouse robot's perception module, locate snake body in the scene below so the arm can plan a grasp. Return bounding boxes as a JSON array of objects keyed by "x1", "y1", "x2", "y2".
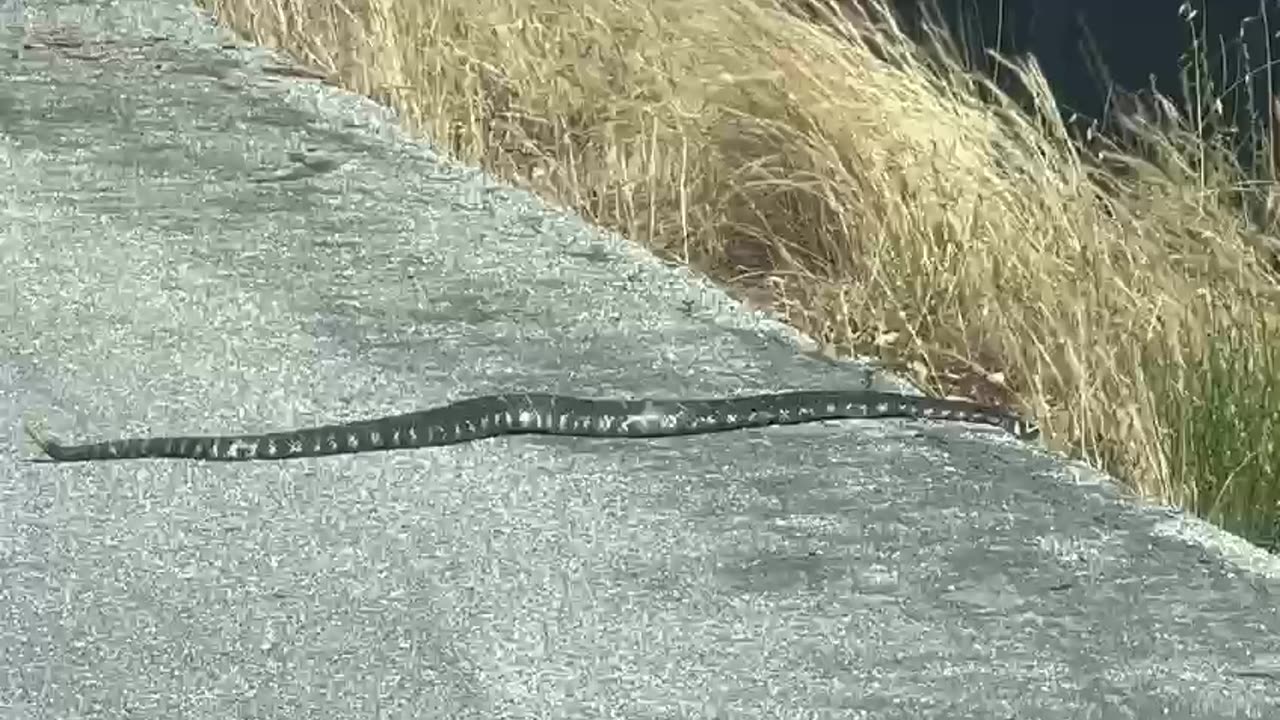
[{"x1": 26, "y1": 390, "x2": 1039, "y2": 462}]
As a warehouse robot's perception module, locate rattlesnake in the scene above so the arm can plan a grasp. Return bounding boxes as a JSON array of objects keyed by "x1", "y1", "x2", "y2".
[{"x1": 26, "y1": 390, "x2": 1040, "y2": 462}]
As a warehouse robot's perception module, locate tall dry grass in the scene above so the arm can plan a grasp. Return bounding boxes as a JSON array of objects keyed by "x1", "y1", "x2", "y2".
[{"x1": 199, "y1": 0, "x2": 1280, "y2": 546}]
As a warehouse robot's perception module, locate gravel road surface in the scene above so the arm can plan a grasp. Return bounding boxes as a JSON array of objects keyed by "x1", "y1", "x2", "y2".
[{"x1": 2, "y1": 1, "x2": 1280, "y2": 717}]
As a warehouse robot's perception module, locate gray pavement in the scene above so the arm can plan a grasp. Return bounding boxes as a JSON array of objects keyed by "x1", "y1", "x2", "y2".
[{"x1": 2, "y1": 1, "x2": 1280, "y2": 718}]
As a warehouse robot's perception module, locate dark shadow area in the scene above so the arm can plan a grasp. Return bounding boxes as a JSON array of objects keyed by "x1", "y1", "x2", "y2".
[{"x1": 785, "y1": 0, "x2": 1280, "y2": 171}]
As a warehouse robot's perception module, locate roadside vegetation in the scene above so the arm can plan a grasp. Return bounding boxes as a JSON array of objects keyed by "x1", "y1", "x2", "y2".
[{"x1": 198, "y1": 0, "x2": 1280, "y2": 549}]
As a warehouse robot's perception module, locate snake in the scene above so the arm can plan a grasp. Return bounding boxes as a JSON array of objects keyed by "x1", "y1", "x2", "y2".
[{"x1": 25, "y1": 390, "x2": 1040, "y2": 462}]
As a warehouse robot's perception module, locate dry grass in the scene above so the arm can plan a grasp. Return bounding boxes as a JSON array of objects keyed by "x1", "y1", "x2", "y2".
[{"x1": 199, "y1": 0, "x2": 1280, "y2": 545}]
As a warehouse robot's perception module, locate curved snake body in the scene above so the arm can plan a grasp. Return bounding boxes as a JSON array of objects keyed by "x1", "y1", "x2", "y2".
[{"x1": 27, "y1": 390, "x2": 1039, "y2": 462}]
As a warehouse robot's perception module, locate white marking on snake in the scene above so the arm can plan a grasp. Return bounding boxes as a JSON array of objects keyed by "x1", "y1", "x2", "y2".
[{"x1": 623, "y1": 401, "x2": 668, "y2": 433}]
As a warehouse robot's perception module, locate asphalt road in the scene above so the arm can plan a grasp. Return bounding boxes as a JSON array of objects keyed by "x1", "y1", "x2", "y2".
[{"x1": 3, "y1": 1, "x2": 1280, "y2": 718}]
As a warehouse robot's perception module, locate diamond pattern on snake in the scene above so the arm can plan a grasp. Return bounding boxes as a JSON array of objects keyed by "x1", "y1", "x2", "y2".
[{"x1": 26, "y1": 390, "x2": 1040, "y2": 462}]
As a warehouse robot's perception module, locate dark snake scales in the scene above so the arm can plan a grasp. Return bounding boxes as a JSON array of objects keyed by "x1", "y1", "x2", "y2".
[{"x1": 26, "y1": 390, "x2": 1040, "y2": 462}]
